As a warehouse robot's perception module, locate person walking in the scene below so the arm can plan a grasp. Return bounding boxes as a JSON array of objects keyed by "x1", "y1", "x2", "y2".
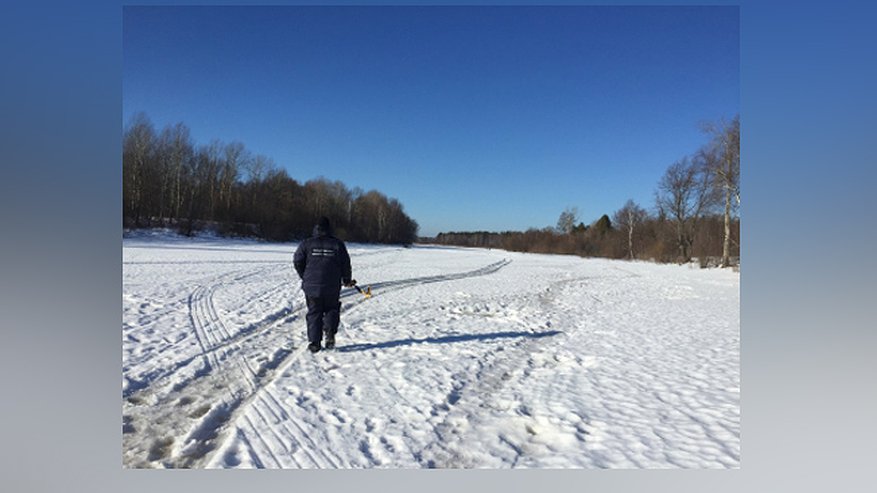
[{"x1": 293, "y1": 216, "x2": 354, "y2": 352}]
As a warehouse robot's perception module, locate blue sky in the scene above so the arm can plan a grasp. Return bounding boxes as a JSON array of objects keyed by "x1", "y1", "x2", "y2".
[{"x1": 123, "y1": 6, "x2": 739, "y2": 237}]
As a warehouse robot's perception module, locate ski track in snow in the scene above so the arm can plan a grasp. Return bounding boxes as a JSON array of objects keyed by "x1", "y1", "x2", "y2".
[{"x1": 122, "y1": 235, "x2": 739, "y2": 468}]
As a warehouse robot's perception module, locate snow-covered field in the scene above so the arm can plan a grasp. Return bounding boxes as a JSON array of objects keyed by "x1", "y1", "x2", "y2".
[{"x1": 122, "y1": 232, "x2": 739, "y2": 468}]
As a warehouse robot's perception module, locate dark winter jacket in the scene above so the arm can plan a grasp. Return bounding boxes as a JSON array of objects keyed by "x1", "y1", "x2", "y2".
[{"x1": 293, "y1": 223, "x2": 352, "y2": 298}]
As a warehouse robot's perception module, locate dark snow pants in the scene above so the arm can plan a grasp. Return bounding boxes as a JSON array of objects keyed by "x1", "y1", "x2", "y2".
[{"x1": 305, "y1": 292, "x2": 341, "y2": 346}]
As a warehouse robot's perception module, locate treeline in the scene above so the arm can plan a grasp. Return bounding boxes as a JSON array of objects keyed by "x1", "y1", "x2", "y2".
[
  {"x1": 434, "y1": 215, "x2": 739, "y2": 266},
  {"x1": 123, "y1": 113, "x2": 418, "y2": 244},
  {"x1": 432, "y1": 116, "x2": 740, "y2": 267}
]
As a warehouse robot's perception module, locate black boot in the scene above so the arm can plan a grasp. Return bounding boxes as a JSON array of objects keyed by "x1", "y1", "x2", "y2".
[
  {"x1": 324, "y1": 327, "x2": 336, "y2": 350},
  {"x1": 308, "y1": 342, "x2": 321, "y2": 353}
]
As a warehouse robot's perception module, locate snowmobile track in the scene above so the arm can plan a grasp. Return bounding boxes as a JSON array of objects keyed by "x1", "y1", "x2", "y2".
[{"x1": 124, "y1": 258, "x2": 514, "y2": 468}]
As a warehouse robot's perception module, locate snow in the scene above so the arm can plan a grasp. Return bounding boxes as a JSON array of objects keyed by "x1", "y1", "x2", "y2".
[{"x1": 122, "y1": 233, "x2": 739, "y2": 468}]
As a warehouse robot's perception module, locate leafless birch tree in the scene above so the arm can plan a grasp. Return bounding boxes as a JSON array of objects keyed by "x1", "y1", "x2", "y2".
[
  {"x1": 556, "y1": 207, "x2": 580, "y2": 234},
  {"x1": 701, "y1": 116, "x2": 740, "y2": 267},
  {"x1": 613, "y1": 199, "x2": 648, "y2": 260},
  {"x1": 122, "y1": 113, "x2": 156, "y2": 226}
]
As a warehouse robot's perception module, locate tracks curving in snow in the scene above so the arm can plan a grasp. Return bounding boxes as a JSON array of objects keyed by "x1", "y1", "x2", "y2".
[
  {"x1": 124, "y1": 255, "x2": 515, "y2": 468},
  {"x1": 125, "y1": 240, "x2": 739, "y2": 469}
]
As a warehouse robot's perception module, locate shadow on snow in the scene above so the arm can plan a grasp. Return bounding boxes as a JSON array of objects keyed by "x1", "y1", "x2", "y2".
[{"x1": 336, "y1": 330, "x2": 562, "y2": 353}]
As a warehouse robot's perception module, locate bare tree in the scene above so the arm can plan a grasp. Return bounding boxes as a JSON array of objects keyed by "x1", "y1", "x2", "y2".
[
  {"x1": 122, "y1": 113, "x2": 156, "y2": 226},
  {"x1": 701, "y1": 116, "x2": 740, "y2": 267},
  {"x1": 348, "y1": 187, "x2": 363, "y2": 227},
  {"x1": 655, "y1": 157, "x2": 718, "y2": 263},
  {"x1": 556, "y1": 207, "x2": 580, "y2": 234},
  {"x1": 241, "y1": 154, "x2": 273, "y2": 218},
  {"x1": 244, "y1": 154, "x2": 271, "y2": 184},
  {"x1": 153, "y1": 123, "x2": 194, "y2": 222},
  {"x1": 303, "y1": 177, "x2": 331, "y2": 224},
  {"x1": 354, "y1": 190, "x2": 393, "y2": 242},
  {"x1": 613, "y1": 199, "x2": 648, "y2": 260},
  {"x1": 219, "y1": 142, "x2": 245, "y2": 217}
]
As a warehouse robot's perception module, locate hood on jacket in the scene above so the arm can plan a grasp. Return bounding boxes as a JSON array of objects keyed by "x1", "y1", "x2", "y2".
[{"x1": 313, "y1": 216, "x2": 333, "y2": 237}]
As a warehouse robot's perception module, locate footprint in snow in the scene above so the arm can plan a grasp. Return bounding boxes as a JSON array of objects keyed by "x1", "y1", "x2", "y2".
[
  {"x1": 345, "y1": 384, "x2": 358, "y2": 397},
  {"x1": 329, "y1": 409, "x2": 350, "y2": 425}
]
